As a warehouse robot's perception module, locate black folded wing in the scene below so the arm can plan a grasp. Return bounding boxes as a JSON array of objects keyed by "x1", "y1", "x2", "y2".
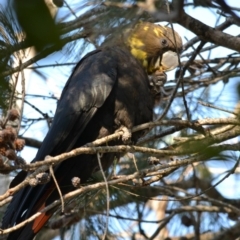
[{"x1": 2, "y1": 48, "x2": 118, "y2": 239}]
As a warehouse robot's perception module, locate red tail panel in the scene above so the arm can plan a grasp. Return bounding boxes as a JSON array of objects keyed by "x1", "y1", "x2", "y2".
[{"x1": 32, "y1": 203, "x2": 52, "y2": 233}]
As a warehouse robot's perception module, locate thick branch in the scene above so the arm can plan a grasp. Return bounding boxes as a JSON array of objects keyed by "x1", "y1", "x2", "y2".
[{"x1": 178, "y1": 11, "x2": 240, "y2": 52}]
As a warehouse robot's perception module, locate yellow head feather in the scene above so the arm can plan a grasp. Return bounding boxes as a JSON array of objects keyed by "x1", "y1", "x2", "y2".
[{"x1": 125, "y1": 22, "x2": 182, "y2": 74}]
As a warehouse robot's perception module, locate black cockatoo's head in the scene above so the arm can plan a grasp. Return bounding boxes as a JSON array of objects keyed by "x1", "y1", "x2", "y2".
[{"x1": 125, "y1": 22, "x2": 182, "y2": 74}]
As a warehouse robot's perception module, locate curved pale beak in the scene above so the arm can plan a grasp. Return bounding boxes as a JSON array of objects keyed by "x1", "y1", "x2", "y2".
[{"x1": 160, "y1": 51, "x2": 179, "y2": 72}]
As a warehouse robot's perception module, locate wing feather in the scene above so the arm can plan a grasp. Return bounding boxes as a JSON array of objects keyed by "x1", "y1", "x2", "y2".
[
  {"x1": 35, "y1": 49, "x2": 117, "y2": 159},
  {"x1": 2, "y1": 48, "x2": 118, "y2": 231}
]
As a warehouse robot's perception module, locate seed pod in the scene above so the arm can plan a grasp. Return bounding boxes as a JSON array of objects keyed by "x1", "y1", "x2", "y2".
[
  {"x1": 5, "y1": 149, "x2": 17, "y2": 160},
  {"x1": 15, "y1": 139, "x2": 25, "y2": 151},
  {"x1": 4, "y1": 127, "x2": 17, "y2": 142},
  {"x1": 7, "y1": 109, "x2": 20, "y2": 121},
  {"x1": 71, "y1": 177, "x2": 81, "y2": 188},
  {"x1": 0, "y1": 145, "x2": 7, "y2": 156},
  {"x1": 36, "y1": 172, "x2": 51, "y2": 184}
]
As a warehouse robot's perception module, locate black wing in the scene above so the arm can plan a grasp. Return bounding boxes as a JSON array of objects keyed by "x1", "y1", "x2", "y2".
[
  {"x1": 37, "y1": 49, "x2": 117, "y2": 159},
  {"x1": 2, "y1": 48, "x2": 118, "y2": 239}
]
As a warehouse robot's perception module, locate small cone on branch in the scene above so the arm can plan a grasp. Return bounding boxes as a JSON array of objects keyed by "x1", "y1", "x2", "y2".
[
  {"x1": 5, "y1": 149, "x2": 17, "y2": 160},
  {"x1": 4, "y1": 127, "x2": 17, "y2": 142},
  {"x1": 36, "y1": 172, "x2": 51, "y2": 184},
  {"x1": 14, "y1": 139, "x2": 25, "y2": 151},
  {"x1": 0, "y1": 145, "x2": 7, "y2": 155},
  {"x1": 71, "y1": 177, "x2": 81, "y2": 188},
  {"x1": 7, "y1": 109, "x2": 20, "y2": 121}
]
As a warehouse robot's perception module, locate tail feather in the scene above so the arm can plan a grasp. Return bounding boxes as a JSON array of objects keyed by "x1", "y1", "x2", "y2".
[
  {"x1": 3, "y1": 182, "x2": 56, "y2": 240},
  {"x1": 3, "y1": 154, "x2": 96, "y2": 239},
  {"x1": 2, "y1": 187, "x2": 26, "y2": 229},
  {"x1": 6, "y1": 222, "x2": 35, "y2": 240},
  {"x1": 32, "y1": 203, "x2": 51, "y2": 234}
]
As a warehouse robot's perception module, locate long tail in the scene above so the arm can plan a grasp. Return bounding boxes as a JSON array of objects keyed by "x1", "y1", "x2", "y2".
[
  {"x1": 6, "y1": 210, "x2": 52, "y2": 240},
  {"x1": 4, "y1": 182, "x2": 56, "y2": 240},
  {"x1": 3, "y1": 154, "x2": 97, "y2": 240}
]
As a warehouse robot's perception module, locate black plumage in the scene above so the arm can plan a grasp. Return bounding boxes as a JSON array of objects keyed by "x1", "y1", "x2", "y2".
[
  {"x1": 2, "y1": 22, "x2": 182, "y2": 240},
  {"x1": 2, "y1": 46, "x2": 154, "y2": 239}
]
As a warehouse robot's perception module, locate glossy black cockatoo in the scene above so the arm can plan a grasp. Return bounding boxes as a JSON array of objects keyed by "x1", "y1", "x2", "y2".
[{"x1": 2, "y1": 22, "x2": 182, "y2": 239}]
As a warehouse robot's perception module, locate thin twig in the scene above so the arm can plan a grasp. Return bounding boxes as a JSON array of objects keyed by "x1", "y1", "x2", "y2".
[
  {"x1": 0, "y1": 118, "x2": 239, "y2": 205},
  {"x1": 49, "y1": 165, "x2": 64, "y2": 213},
  {"x1": 18, "y1": 60, "x2": 25, "y2": 133},
  {"x1": 1, "y1": 154, "x2": 239, "y2": 235},
  {"x1": 198, "y1": 101, "x2": 237, "y2": 115},
  {"x1": 128, "y1": 153, "x2": 139, "y2": 172},
  {"x1": 97, "y1": 153, "x2": 109, "y2": 240},
  {"x1": 64, "y1": 1, "x2": 78, "y2": 19}
]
